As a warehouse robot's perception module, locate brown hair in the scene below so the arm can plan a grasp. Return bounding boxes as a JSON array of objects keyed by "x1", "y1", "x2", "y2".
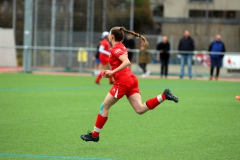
[{"x1": 110, "y1": 27, "x2": 147, "y2": 44}]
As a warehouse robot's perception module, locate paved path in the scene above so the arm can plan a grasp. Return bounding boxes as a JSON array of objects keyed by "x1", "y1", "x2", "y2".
[{"x1": 0, "y1": 65, "x2": 239, "y2": 82}]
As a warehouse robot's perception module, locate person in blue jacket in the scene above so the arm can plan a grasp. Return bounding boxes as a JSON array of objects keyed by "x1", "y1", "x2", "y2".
[{"x1": 209, "y1": 35, "x2": 226, "y2": 80}]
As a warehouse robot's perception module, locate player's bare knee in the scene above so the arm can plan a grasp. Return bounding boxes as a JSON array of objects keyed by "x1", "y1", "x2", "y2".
[{"x1": 135, "y1": 108, "x2": 144, "y2": 115}]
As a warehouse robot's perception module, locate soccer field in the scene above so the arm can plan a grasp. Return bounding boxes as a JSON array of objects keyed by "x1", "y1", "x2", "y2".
[{"x1": 0, "y1": 73, "x2": 239, "y2": 160}]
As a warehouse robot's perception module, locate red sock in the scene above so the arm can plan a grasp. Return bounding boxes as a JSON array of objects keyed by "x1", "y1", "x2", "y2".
[
  {"x1": 162, "y1": 94, "x2": 166, "y2": 100},
  {"x1": 92, "y1": 114, "x2": 108, "y2": 137},
  {"x1": 146, "y1": 94, "x2": 166, "y2": 110},
  {"x1": 95, "y1": 72, "x2": 102, "y2": 83}
]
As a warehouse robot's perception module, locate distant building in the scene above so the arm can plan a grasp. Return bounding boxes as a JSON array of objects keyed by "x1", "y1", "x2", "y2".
[{"x1": 150, "y1": 0, "x2": 240, "y2": 51}]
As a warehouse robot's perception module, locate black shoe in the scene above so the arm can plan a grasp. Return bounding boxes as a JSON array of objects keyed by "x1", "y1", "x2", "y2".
[
  {"x1": 80, "y1": 132, "x2": 99, "y2": 142},
  {"x1": 163, "y1": 89, "x2": 179, "y2": 103},
  {"x1": 95, "y1": 81, "x2": 100, "y2": 85}
]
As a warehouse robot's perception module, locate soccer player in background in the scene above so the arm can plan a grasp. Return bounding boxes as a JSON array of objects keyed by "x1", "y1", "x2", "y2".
[
  {"x1": 95, "y1": 31, "x2": 114, "y2": 84},
  {"x1": 81, "y1": 27, "x2": 179, "y2": 142}
]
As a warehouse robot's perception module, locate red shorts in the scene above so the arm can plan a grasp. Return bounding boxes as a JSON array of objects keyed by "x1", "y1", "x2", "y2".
[
  {"x1": 99, "y1": 54, "x2": 109, "y2": 65},
  {"x1": 109, "y1": 74, "x2": 140, "y2": 99}
]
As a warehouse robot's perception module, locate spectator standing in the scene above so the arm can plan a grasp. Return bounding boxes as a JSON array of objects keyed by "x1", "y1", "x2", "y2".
[
  {"x1": 93, "y1": 39, "x2": 102, "y2": 76},
  {"x1": 209, "y1": 35, "x2": 226, "y2": 80},
  {"x1": 157, "y1": 36, "x2": 170, "y2": 78},
  {"x1": 123, "y1": 33, "x2": 136, "y2": 68},
  {"x1": 139, "y1": 42, "x2": 151, "y2": 78},
  {"x1": 178, "y1": 30, "x2": 195, "y2": 79}
]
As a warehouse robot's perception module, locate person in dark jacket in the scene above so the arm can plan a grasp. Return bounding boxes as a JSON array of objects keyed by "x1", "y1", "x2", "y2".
[
  {"x1": 209, "y1": 35, "x2": 226, "y2": 80},
  {"x1": 93, "y1": 39, "x2": 102, "y2": 76},
  {"x1": 122, "y1": 33, "x2": 136, "y2": 69},
  {"x1": 178, "y1": 30, "x2": 195, "y2": 79},
  {"x1": 157, "y1": 36, "x2": 170, "y2": 78}
]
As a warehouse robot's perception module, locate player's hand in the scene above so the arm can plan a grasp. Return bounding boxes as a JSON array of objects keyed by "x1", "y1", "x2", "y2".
[{"x1": 101, "y1": 70, "x2": 113, "y2": 78}]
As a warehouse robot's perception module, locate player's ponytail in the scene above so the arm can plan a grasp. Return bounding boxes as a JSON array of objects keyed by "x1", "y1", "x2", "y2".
[{"x1": 119, "y1": 27, "x2": 147, "y2": 44}]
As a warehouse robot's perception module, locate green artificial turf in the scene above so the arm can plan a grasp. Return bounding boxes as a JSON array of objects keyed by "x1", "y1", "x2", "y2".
[{"x1": 0, "y1": 73, "x2": 239, "y2": 160}]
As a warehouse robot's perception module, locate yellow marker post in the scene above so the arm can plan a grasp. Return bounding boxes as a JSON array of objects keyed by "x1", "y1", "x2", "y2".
[
  {"x1": 78, "y1": 48, "x2": 88, "y2": 74},
  {"x1": 78, "y1": 49, "x2": 88, "y2": 62}
]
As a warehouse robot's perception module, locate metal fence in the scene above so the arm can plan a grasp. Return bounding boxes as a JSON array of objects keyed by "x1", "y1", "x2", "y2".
[
  {"x1": 32, "y1": 0, "x2": 134, "y2": 47},
  {"x1": 1, "y1": 44, "x2": 240, "y2": 78},
  {"x1": 0, "y1": 0, "x2": 240, "y2": 78}
]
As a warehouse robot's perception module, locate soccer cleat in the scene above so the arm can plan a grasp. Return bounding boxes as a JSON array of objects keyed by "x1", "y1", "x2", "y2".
[
  {"x1": 163, "y1": 89, "x2": 179, "y2": 103},
  {"x1": 81, "y1": 132, "x2": 99, "y2": 142},
  {"x1": 95, "y1": 81, "x2": 100, "y2": 85},
  {"x1": 142, "y1": 74, "x2": 146, "y2": 78}
]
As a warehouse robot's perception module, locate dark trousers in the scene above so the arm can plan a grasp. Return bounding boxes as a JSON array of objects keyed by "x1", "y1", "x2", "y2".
[
  {"x1": 160, "y1": 59, "x2": 169, "y2": 77},
  {"x1": 139, "y1": 63, "x2": 147, "y2": 73},
  {"x1": 210, "y1": 57, "x2": 222, "y2": 77},
  {"x1": 210, "y1": 67, "x2": 220, "y2": 77}
]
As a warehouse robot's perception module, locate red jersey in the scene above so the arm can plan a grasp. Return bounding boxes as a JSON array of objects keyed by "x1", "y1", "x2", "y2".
[
  {"x1": 100, "y1": 39, "x2": 110, "y2": 55},
  {"x1": 109, "y1": 42, "x2": 133, "y2": 81},
  {"x1": 99, "y1": 39, "x2": 111, "y2": 65}
]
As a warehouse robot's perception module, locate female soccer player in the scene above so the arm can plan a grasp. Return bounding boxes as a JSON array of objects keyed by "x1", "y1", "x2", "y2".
[
  {"x1": 81, "y1": 27, "x2": 179, "y2": 142},
  {"x1": 95, "y1": 31, "x2": 114, "y2": 84}
]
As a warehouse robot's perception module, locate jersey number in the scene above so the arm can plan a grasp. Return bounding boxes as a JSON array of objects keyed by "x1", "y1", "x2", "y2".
[{"x1": 115, "y1": 49, "x2": 122, "y2": 54}]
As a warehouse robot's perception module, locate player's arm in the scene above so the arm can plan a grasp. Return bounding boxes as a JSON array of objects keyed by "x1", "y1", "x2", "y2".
[
  {"x1": 99, "y1": 45, "x2": 110, "y2": 56},
  {"x1": 112, "y1": 54, "x2": 130, "y2": 74},
  {"x1": 102, "y1": 54, "x2": 130, "y2": 78}
]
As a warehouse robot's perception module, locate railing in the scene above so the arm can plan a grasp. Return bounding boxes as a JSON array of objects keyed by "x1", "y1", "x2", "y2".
[{"x1": 0, "y1": 45, "x2": 239, "y2": 78}]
